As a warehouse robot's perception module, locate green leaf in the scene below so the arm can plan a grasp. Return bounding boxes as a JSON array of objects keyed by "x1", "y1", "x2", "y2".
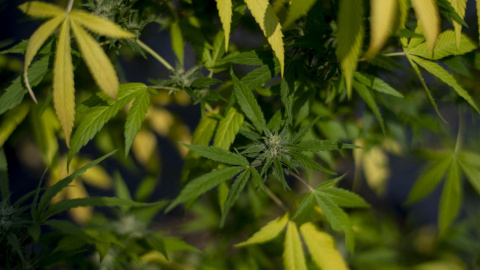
[
  {"x1": 354, "y1": 72, "x2": 404, "y2": 98},
  {"x1": 283, "y1": 221, "x2": 307, "y2": 270},
  {"x1": 220, "y1": 169, "x2": 250, "y2": 226},
  {"x1": 313, "y1": 192, "x2": 350, "y2": 233},
  {"x1": 36, "y1": 150, "x2": 116, "y2": 221},
  {"x1": 69, "y1": 84, "x2": 145, "y2": 162},
  {"x1": 192, "y1": 114, "x2": 218, "y2": 145},
  {"x1": 31, "y1": 106, "x2": 59, "y2": 166},
  {"x1": 438, "y1": 160, "x2": 461, "y2": 235},
  {"x1": 215, "y1": 0, "x2": 232, "y2": 50},
  {"x1": 336, "y1": 0, "x2": 364, "y2": 98},
  {"x1": 241, "y1": 62, "x2": 281, "y2": 91},
  {"x1": 293, "y1": 140, "x2": 360, "y2": 152},
  {"x1": 412, "y1": 55, "x2": 480, "y2": 113},
  {"x1": 214, "y1": 107, "x2": 244, "y2": 150},
  {"x1": 447, "y1": 0, "x2": 467, "y2": 47},
  {"x1": 0, "y1": 104, "x2": 30, "y2": 148},
  {"x1": 291, "y1": 116, "x2": 321, "y2": 144},
  {"x1": 6, "y1": 233, "x2": 25, "y2": 262},
  {"x1": 292, "y1": 192, "x2": 315, "y2": 221},
  {"x1": 124, "y1": 87, "x2": 150, "y2": 156},
  {"x1": 0, "y1": 40, "x2": 29, "y2": 54},
  {"x1": 191, "y1": 77, "x2": 222, "y2": 88},
  {"x1": 114, "y1": 172, "x2": 132, "y2": 201},
  {"x1": 458, "y1": 156, "x2": 480, "y2": 195},
  {"x1": 289, "y1": 152, "x2": 335, "y2": 175},
  {"x1": 318, "y1": 188, "x2": 369, "y2": 208},
  {"x1": 70, "y1": 10, "x2": 135, "y2": 38},
  {"x1": 42, "y1": 197, "x2": 166, "y2": 221},
  {"x1": 180, "y1": 143, "x2": 248, "y2": 166},
  {"x1": 235, "y1": 213, "x2": 289, "y2": 247},
  {"x1": 244, "y1": 0, "x2": 284, "y2": 76},
  {"x1": 231, "y1": 70, "x2": 266, "y2": 131},
  {"x1": 19, "y1": 1, "x2": 64, "y2": 18},
  {"x1": 353, "y1": 80, "x2": 386, "y2": 133},
  {"x1": 0, "y1": 148, "x2": 9, "y2": 202},
  {"x1": 147, "y1": 234, "x2": 169, "y2": 260},
  {"x1": 166, "y1": 166, "x2": 245, "y2": 212},
  {"x1": 365, "y1": 0, "x2": 397, "y2": 59},
  {"x1": 437, "y1": 0, "x2": 468, "y2": 27},
  {"x1": 0, "y1": 55, "x2": 51, "y2": 115},
  {"x1": 219, "y1": 50, "x2": 276, "y2": 66},
  {"x1": 407, "y1": 30, "x2": 476, "y2": 60},
  {"x1": 284, "y1": 0, "x2": 316, "y2": 27},
  {"x1": 406, "y1": 156, "x2": 452, "y2": 204},
  {"x1": 170, "y1": 20, "x2": 184, "y2": 65},
  {"x1": 405, "y1": 54, "x2": 445, "y2": 121},
  {"x1": 300, "y1": 223, "x2": 349, "y2": 270}
]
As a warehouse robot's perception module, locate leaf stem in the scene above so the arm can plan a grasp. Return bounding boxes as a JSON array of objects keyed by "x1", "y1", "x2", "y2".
[
  {"x1": 66, "y1": 0, "x2": 74, "y2": 13},
  {"x1": 264, "y1": 186, "x2": 288, "y2": 211},
  {"x1": 454, "y1": 108, "x2": 464, "y2": 154},
  {"x1": 292, "y1": 173, "x2": 313, "y2": 191},
  {"x1": 359, "y1": 51, "x2": 407, "y2": 61},
  {"x1": 135, "y1": 39, "x2": 174, "y2": 71}
]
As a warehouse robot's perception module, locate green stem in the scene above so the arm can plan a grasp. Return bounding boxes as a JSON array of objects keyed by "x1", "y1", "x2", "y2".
[
  {"x1": 136, "y1": 39, "x2": 174, "y2": 71},
  {"x1": 264, "y1": 186, "x2": 288, "y2": 211},
  {"x1": 151, "y1": 85, "x2": 182, "y2": 92},
  {"x1": 292, "y1": 173, "x2": 313, "y2": 191},
  {"x1": 359, "y1": 51, "x2": 407, "y2": 62},
  {"x1": 66, "y1": 0, "x2": 74, "y2": 13}
]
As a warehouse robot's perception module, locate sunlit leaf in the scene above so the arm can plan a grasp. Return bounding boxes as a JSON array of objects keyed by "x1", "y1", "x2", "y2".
[
  {"x1": 53, "y1": 17, "x2": 75, "y2": 146},
  {"x1": 70, "y1": 10, "x2": 135, "y2": 38},
  {"x1": 18, "y1": 1, "x2": 64, "y2": 18},
  {"x1": 235, "y1": 213, "x2": 289, "y2": 247},
  {"x1": 214, "y1": 107, "x2": 244, "y2": 150},
  {"x1": 125, "y1": 88, "x2": 150, "y2": 156},
  {"x1": 0, "y1": 104, "x2": 30, "y2": 148},
  {"x1": 365, "y1": 0, "x2": 397, "y2": 59},
  {"x1": 447, "y1": 0, "x2": 467, "y2": 47},
  {"x1": 283, "y1": 221, "x2": 307, "y2": 270},
  {"x1": 336, "y1": 0, "x2": 364, "y2": 98},
  {"x1": 284, "y1": 0, "x2": 316, "y2": 28},
  {"x1": 411, "y1": 0, "x2": 440, "y2": 50},
  {"x1": 244, "y1": 0, "x2": 284, "y2": 76},
  {"x1": 215, "y1": 0, "x2": 232, "y2": 50},
  {"x1": 407, "y1": 30, "x2": 476, "y2": 60},
  {"x1": 299, "y1": 222, "x2": 349, "y2": 270},
  {"x1": 220, "y1": 169, "x2": 250, "y2": 226},
  {"x1": 70, "y1": 19, "x2": 119, "y2": 99}
]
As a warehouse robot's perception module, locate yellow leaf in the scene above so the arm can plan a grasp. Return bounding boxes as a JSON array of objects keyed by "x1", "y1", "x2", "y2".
[
  {"x1": 283, "y1": 221, "x2": 307, "y2": 270},
  {"x1": 299, "y1": 222, "x2": 349, "y2": 270},
  {"x1": 448, "y1": 0, "x2": 467, "y2": 48},
  {"x1": 363, "y1": 146, "x2": 389, "y2": 197},
  {"x1": 67, "y1": 179, "x2": 92, "y2": 224},
  {"x1": 132, "y1": 129, "x2": 158, "y2": 167},
  {"x1": 235, "y1": 213, "x2": 289, "y2": 247},
  {"x1": 336, "y1": 0, "x2": 364, "y2": 98},
  {"x1": 19, "y1": 1, "x2": 65, "y2": 18},
  {"x1": 411, "y1": 0, "x2": 440, "y2": 50},
  {"x1": 396, "y1": 0, "x2": 409, "y2": 34},
  {"x1": 70, "y1": 19, "x2": 119, "y2": 99},
  {"x1": 70, "y1": 10, "x2": 135, "y2": 38},
  {"x1": 77, "y1": 161, "x2": 113, "y2": 189},
  {"x1": 53, "y1": 17, "x2": 75, "y2": 147},
  {"x1": 24, "y1": 15, "x2": 65, "y2": 103},
  {"x1": 365, "y1": 0, "x2": 397, "y2": 59},
  {"x1": 244, "y1": 0, "x2": 285, "y2": 76},
  {"x1": 215, "y1": 0, "x2": 232, "y2": 50}
]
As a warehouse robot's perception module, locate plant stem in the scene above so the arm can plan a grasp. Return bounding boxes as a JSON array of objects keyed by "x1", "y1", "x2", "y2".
[
  {"x1": 292, "y1": 173, "x2": 313, "y2": 191},
  {"x1": 66, "y1": 0, "x2": 74, "y2": 13},
  {"x1": 359, "y1": 51, "x2": 407, "y2": 61},
  {"x1": 136, "y1": 39, "x2": 174, "y2": 71},
  {"x1": 264, "y1": 186, "x2": 288, "y2": 211}
]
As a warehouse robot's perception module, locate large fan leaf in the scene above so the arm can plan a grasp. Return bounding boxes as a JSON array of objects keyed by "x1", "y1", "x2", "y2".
[
  {"x1": 18, "y1": 1, "x2": 64, "y2": 18},
  {"x1": 215, "y1": 0, "x2": 232, "y2": 50},
  {"x1": 283, "y1": 222, "x2": 307, "y2": 270},
  {"x1": 124, "y1": 87, "x2": 150, "y2": 156},
  {"x1": 448, "y1": 0, "x2": 467, "y2": 47},
  {"x1": 244, "y1": 0, "x2": 284, "y2": 76},
  {"x1": 70, "y1": 19, "x2": 119, "y2": 99},
  {"x1": 336, "y1": 0, "x2": 364, "y2": 98},
  {"x1": 235, "y1": 213, "x2": 289, "y2": 247},
  {"x1": 411, "y1": 0, "x2": 440, "y2": 50},
  {"x1": 53, "y1": 17, "x2": 75, "y2": 147},
  {"x1": 407, "y1": 30, "x2": 476, "y2": 60},
  {"x1": 365, "y1": 0, "x2": 397, "y2": 59},
  {"x1": 299, "y1": 222, "x2": 349, "y2": 270},
  {"x1": 214, "y1": 107, "x2": 244, "y2": 150}
]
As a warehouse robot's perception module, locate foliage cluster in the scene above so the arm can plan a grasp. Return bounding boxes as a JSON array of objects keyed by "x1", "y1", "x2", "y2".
[{"x1": 1, "y1": 0, "x2": 480, "y2": 269}]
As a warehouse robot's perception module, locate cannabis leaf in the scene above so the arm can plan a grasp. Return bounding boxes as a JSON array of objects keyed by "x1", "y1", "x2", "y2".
[
  {"x1": 19, "y1": 1, "x2": 135, "y2": 146},
  {"x1": 410, "y1": 0, "x2": 440, "y2": 50},
  {"x1": 365, "y1": 0, "x2": 397, "y2": 59},
  {"x1": 407, "y1": 30, "x2": 476, "y2": 60},
  {"x1": 448, "y1": 0, "x2": 467, "y2": 47},
  {"x1": 283, "y1": 0, "x2": 316, "y2": 28},
  {"x1": 283, "y1": 221, "x2": 307, "y2": 270},
  {"x1": 215, "y1": 0, "x2": 232, "y2": 50},
  {"x1": 336, "y1": 0, "x2": 364, "y2": 98},
  {"x1": 213, "y1": 107, "x2": 244, "y2": 150}
]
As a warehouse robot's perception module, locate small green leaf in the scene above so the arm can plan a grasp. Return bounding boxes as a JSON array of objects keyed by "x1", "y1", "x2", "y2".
[
  {"x1": 313, "y1": 192, "x2": 350, "y2": 233},
  {"x1": 318, "y1": 188, "x2": 369, "y2": 208},
  {"x1": 438, "y1": 160, "x2": 461, "y2": 235},
  {"x1": 292, "y1": 192, "x2": 315, "y2": 221},
  {"x1": 407, "y1": 30, "x2": 476, "y2": 60},
  {"x1": 235, "y1": 213, "x2": 289, "y2": 247},
  {"x1": 214, "y1": 107, "x2": 244, "y2": 150},
  {"x1": 166, "y1": 166, "x2": 245, "y2": 212},
  {"x1": 180, "y1": 142, "x2": 249, "y2": 166},
  {"x1": 0, "y1": 104, "x2": 30, "y2": 148},
  {"x1": 283, "y1": 221, "x2": 307, "y2": 270},
  {"x1": 291, "y1": 116, "x2": 321, "y2": 144},
  {"x1": 289, "y1": 152, "x2": 335, "y2": 175},
  {"x1": 412, "y1": 55, "x2": 480, "y2": 113},
  {"x1": 220, "y1": 169, "x2": 250, "y2": 226},
  {"x1": 353, "y1": 80, "x2": 386, "y2": 133},
  {"x1": 191, "y1": 77, "x2": 222, "y2": 88},
  {"x1": 219, "y1": 50, "x2": 276, "y2": 66},
  {"x1": 241, "y1": 62, "x2": 281, "y2": 91},
  {"x1": 406, "y1": 156, "x2": 452, "y2": 204},
  {"x1": 124, "y1": 87, "x2": 150, "y2": 156},
  {"x1": 36, "y1": 150, "x2": 116, "y2": 221},
  {"x1": 354, "y1": 72, "x2": 404, "y2": 98},
  {"x1": 192, "y1": 114, "x2": 218, "y2": 145},
  {"x1": 231, "y1": 70, "x2": 266, "y2": 131}
]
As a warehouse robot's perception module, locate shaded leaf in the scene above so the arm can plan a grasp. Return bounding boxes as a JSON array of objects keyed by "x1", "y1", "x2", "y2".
[
  {"x1": 125, "y1": 88, "x2": 150, "y2": 156},
  {"x1": 220, "y1": 169, "x2": 250, "y2": 226},
  {"x1": 353, "y1": 81, "x2": 386, "y2": 133},
  {"x1": 411, "y1": 0, "x2": 440, "y2": 50},
  {"x1": 284, "y1": 0, "x2": 316, "y2": 27},
  {"x1": 438, "y1": 160, "x2": 461, "y2": 235},
  {"x1": 170, "y1": 21, "x2": 184, "y2": 65},
  {"x1": 354, "y1": 72, "x2": 403, "y2": 98},
  {"x1": 319, "y1": 188, "x2": 369, "y2": 208},
  {"x1": 179, "y1": 142, "x2": 249, "y2": 166},
  {"x1": 458, "y1": 156, "x2": 480, "y2": 195}
]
